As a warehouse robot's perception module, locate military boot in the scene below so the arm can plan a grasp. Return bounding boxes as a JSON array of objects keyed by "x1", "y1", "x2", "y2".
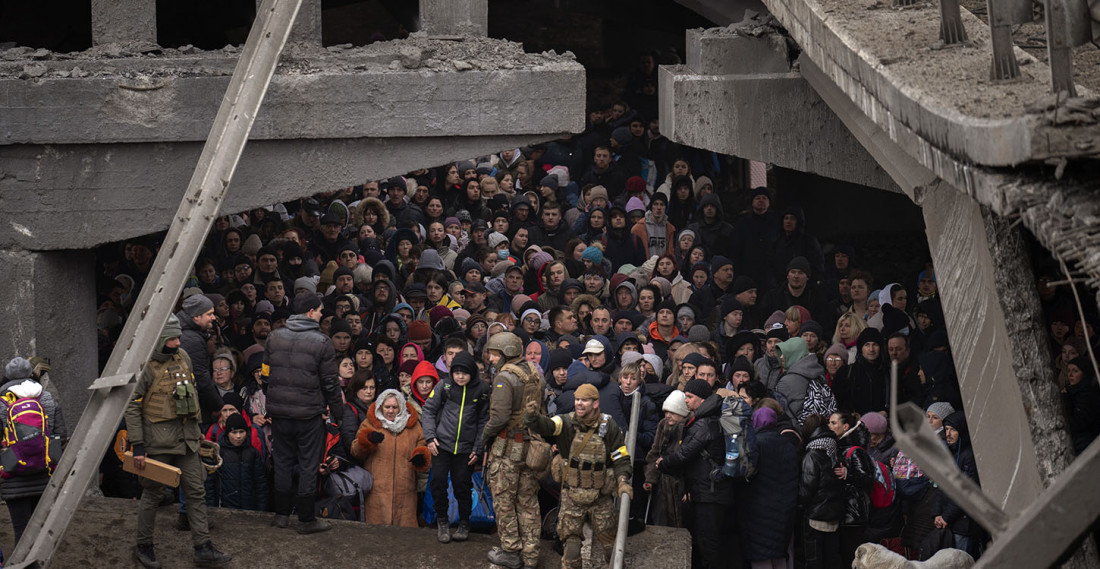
[
  {"x1": 488, "y1": 547, "x2": 523, "y2": 569},
  {"x1": 297, "y1": 519, "x2": 333, "y2": 534},
  {"x1": 193, "y1": 541, "x2": 232, "y2": 567},
  {"x1": 452, "y1": 520, "x2": 470, "y2": 542},
  {"x1": 133, "y1": 543, "x2": 161, "y2": 569},
  {"x1": 437, "y1": 519, "x2": 452, "y2": 543}
]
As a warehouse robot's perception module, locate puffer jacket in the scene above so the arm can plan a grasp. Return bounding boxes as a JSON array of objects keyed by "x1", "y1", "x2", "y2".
[
  {"x1": 837, "y1": 421, "x2": 874, "y2": 526},
  {"x1": 775, "y1": 353, "x2": 826, "y2": 422},
  {"x1": 658, "y1": 394, "x2": 733, "y2": 505},
  {"x1": 341, "y1": 398, "x2": 371, "y2": 457},
  {"x1": 0, "y1": 379, "x2": 67, "y2": 500},
  {"x1": 421, "y1": 372, "x2": 492, "y2": 456},
  {"x1": 263, "y1": 315, "x2": 344, "y2": 424},
  {"x1": 799, "y1": 426, "x2": 846, "y2": 522},
  {"x1": 211, "y1": 433, "x2": 268, "y2": 511},
  {"x1": 177, "y1": 311, "x2": 223, "y2": 426},
  {"x1": 756, "y1": 355, "x2": 783, "y2": 391}
]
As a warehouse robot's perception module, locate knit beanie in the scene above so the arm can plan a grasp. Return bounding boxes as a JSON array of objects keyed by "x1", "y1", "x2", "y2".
[
  {"x1": 861, "y1": 412, "x2": 887, "y2": 434},
  {"x1": 529, "y1": 252, "x2": 553, "y2": 272},
  {"x1": 926, "y1": 402, "x2": 956, "y2": 421},
  {"x1": 225, "y1": 413, "x2": 249, "y2": 433},
  {"x1": 720, "y1": 296, "x2": 744, "y2": 317},
  {"x1": 731, "y1": 276, "x2": 757, "y2": 296},
  {"x1": 688, "y1": 325, "x2": 710, "y2": 343},
  {"x1": 4, "y1": 357, "x2": 33, "y2": 381},
  {"x1": 181, "y1": 294, "x2": 214, "y2": 319},
  {"x1": 488, "y1": 231, "x2": 509, "y2": 249},
  {"x1": 711, "y1": 255, "x2": 733, "y2": 273},
  {"x1": 662, "y1": 390, "x2": 690, "y2": 417},
  {"x1": 575, "y1": 384, "x2": 600, "y2": 400},
  {"x1": 799, "y1": 320, "x2": 825, "y2": 339},
  {"x1": 786, "y1": 256, "x2": 811, "y2": 276},
  {"x1": 451, "y1": 352, "x2": 478, "y2": 377},
  {"x1": 548, "y1": 349, "x2": 572, "y2": 373},
  {"x1": 429, "y1": 305, "x2": 453, "y2": 327},
  {"x1": 329, "y1": 319, "x2": 352, "y2": 338},
  {"x1": 825, "y1": 343, "x2": 849, "y2": 362},
  {"x1": 684, "y1": 378, "x2": 713, "y2": 399},
  {"x1": 730, "y1": 356, "x2": 754, "y2": 377},
  {"x1": 407, "y1": 321, "x2": 431, "y2": 342},
  {"x1": 582, "y1": 246, "x2": 604, "y2": 264}
]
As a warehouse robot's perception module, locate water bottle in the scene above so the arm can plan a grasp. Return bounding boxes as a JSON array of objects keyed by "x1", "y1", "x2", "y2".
[{"x1": 721, "y1": 433, "x2": 740, "y2": 477}]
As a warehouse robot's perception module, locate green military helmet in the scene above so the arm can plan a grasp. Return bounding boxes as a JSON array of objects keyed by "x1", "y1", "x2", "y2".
[{"x1": 485, "y1": 331, "x2": 523, "y2": 359}]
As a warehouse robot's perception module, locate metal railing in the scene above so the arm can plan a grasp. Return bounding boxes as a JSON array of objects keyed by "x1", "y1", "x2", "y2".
[{"x1": 610, "y1": 389, "x2": 642, "y2": 569}]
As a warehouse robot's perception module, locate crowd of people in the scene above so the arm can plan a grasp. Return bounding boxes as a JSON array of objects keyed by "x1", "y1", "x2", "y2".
[{"x1": 68, "y1": 55, "x2": 1100, "y2": 569}]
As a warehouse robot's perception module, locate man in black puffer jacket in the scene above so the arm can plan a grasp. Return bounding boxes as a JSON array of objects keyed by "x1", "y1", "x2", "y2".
[
  {"x1": 264, "y1": 293, "x2": 344, "y2": 534},
  {"x1": 658, "y1": 379, "x2": 739, "y2": 569},
  {"x1": 799, "y1": 420, "x2": 846, "y2": 569}
]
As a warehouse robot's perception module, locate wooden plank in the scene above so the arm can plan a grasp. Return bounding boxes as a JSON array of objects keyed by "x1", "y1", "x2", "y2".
[{"x1": 122, "y1": 452, "x2": 182, "y2": 488}]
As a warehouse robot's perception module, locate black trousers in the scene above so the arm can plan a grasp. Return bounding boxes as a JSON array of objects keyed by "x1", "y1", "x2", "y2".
[
  {"x1": 272, "y1": 416, "x2": 325, "y2": 519},
  {"x1": 430, "y1": 449, "x2": 473, "y2": 522},
  {"x1": 801, "y1": 520, "x2": 842, "y2": 569},
  {"x1": 7, "y1": 494, "x2": 41, "y2": 546},
  {"x1": 692, "y1": 501, "x2": 742, "y2": 569}
]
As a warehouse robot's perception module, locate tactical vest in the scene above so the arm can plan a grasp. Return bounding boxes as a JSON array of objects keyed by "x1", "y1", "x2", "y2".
[
  {"x1": 499, "y1": 360, "x2": 543, "y2": 438},
  {"x1": 143, "y1": 354, "x2": 200, "y2": 423},
  {"x1": 563, "y1": 414, "x2": 610, "y2": 490}
]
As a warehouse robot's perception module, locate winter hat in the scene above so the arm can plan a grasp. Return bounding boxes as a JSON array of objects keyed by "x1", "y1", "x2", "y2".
[
  {"x1": 429, "y1": 306, "x2": 453, "y2": 327},
  {"x1": 587, "y1": 185, "x2": 610, "y2": 203},
  {"x1": 688, "y1": 325, "x2": 711, "y2": 343},
  {"x1": 399, "y1": 360, "x2": 419, "y2": 376},
  {"x1": 752, "y1": 407, "x2": 777, "y2": 430},
  {"x1": 451, "y1": 308, "x2": 470, "y2": 323},
  {"x1": 491, "y1": 260, "x2": 515, "y2": 280},
  {"x1": 856, "y1": 327, "x2": 885, "y2": 352},
  {"x1": 656, "y1": 298, "x2": 677, "y2": 315},
  {"x1": 926, "y1": 402, "x2": 956, "y2": 422},
  {"x1": 786, "y1": 256, "x2": 811, "y2": 276},
  {"x1": 861, "y1": 412, "x2": 887, "y2": 435},
  {"x1": 510, "y1": 294, "x2": 532, "y2": 316},
  {"x1": 731, "y1": 276, "x2": 757, "y2": 296},
  {"x1": 799, "y1": 320, "x2": 825, "y2": 339},
  {"x1": 650, "y1": 277, "x2": 672, "y2": 299},
  {"x1": 751, "y1": 187, "x2": 770, "y2": 200},
  {"x1": 662, "y1": 390, "x2": 690, "y2": 417},
  {"x1": 4, "y1": 357, "x2": 33, "y2": 381},
  {"x1": 694, "y1": 176, "x2": 714, "y2": 195},
  {"x1": 764, "y1": 311, "x2": 787, "y2": 331},
  {"x1": 684, "y1": 378, "x2": 713, "y2": 399},
  {"x1": 329, "y1": 319, "x2": 353, "y2": 338},
  {"x1": 575, "y1": 383, "x2": 600, "y2": 400},
  {"x1": 528, "y1": 252, "x2": 554, "y2": 272},
  {"x1": 241, "y1": 234, "x2": 263, "y2": 257},
  {"x1": 403, "y1": 283, "x2": 428, "y2": 300},
  {"x1": 548, "y1": 349, "x2": 572, "y2": 373},
  {"x1": 488, "y1": 231, "x2": 509, "y2": 249},
  {"x1": 539, "y1": 174, "x2": 559, "y2": 190},
  {"x1": 650, "y1": 192, "x2": 668, "y2": 207},
  {"x1": 407, "y1": 321, "x2": 431, "y2": 342},
  {"x1": 620, "y1": 351, "x2": 644, "y2": 369},
  {"x1": 720, "y1": 296, "x2": 744, "y2": 317},
  {"x1": 626, "y1": 197, "x2": 646, "y2": 215},
  {"x1": 682, "y1": 353, "x2": 708, "y2": 368},
  {"x1": 450, "y1": 351, "x2": 478, "y2": 378},
  {"x1": 765, "y1": 323, "x2": 790, "y2": 341},
  {"x1": 561, "y1": 279, "x2": 583, "y2": 294},
  {"x1": 225, "y1": 413, "x2": 249, "y2": 433},
  {"x1": 294, "y1": 277, "x2": 317, "y2": 293},
  {"x1": 611, "y1": 126, "x2": 632, "y2": 146},
  {"x1": 824, "y1": 343, "x2": 849, "y2": 362},
  {"x1": 711, "y1": 255, "x2": 733, "y2": 273},
  {"x1": 221, "y1": 392, "x2": 245, "y2": 411},
  {"x1": 730, "y1": 356, "x2": 754, "y2": 377},
  {"x1": 677, "y1": 305, "x2": 697, "y2": 322},
  {"x1": 181, "y1": 294, "x2": 214, "y2": 319},
  {"x1": 581, "y1": 246, "x2": 604, "y2": 265}
]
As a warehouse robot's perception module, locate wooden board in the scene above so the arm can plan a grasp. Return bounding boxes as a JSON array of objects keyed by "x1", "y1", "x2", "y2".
[{"x1": 122, "y1": 452, "x2": 182, "y2": 488}]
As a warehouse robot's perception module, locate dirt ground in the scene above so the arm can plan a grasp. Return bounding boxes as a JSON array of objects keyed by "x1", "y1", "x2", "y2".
[{"x1": 1, "y1": 496, "x2": 690, "y2": 568}]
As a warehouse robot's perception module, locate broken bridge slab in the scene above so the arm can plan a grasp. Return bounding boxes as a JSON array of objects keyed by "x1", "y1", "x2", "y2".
[
  {"x1": 0, "y1": 37, "x2": 585, "y2": 144},
  {"x1": 659, "y1": 25, "x2": 899, "y2": 192},
  {"x1": 758, "y1": 0, "x2": 1099, "y2": 166}
]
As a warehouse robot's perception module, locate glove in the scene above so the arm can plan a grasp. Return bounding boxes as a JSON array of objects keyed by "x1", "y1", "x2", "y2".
[
  {"x1": 525, "y1": 400, "x2": 539, "y2": 417},
  {"x1": 617, "y1": 476, "x2": 633, "y2": 501},
  {"x1": 131, "y1": 443, "x2": 146, "y2": 458},
  {"x1": 410, "y1": 453, "x2": 427, "y2": 468},
  {"x1": 368, "y1": 431, "x2": 385, "y2": 444}
]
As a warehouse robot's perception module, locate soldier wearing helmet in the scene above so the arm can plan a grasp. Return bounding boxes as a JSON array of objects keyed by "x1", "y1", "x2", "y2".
[{"x1": 482, "y1": 332, "x2": 545, "y2": 569}]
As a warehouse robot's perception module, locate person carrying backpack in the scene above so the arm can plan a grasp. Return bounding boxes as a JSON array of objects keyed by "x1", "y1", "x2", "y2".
[
  {"x1": 657, "y1": 379, "x2": 740, "y2": 569},
  {"x1": 828, "y1": 411, "x2": 875, "y2": 567},
  {"x1": 0, "y1": 357, "x2": 67, "y2": 546},
  {"x1": 421, "y1": 351, "x2": 491, "y2": 544}
]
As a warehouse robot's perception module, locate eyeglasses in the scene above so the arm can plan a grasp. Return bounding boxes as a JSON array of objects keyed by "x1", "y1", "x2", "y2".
[{"x1": 213, "y1": 367, "x2": 231, "y2": 373}]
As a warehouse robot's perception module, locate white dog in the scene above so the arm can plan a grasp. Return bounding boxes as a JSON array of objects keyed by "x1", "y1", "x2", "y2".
[{"x1": 852, "y1": 543, "x2": 975, "y2": 569}]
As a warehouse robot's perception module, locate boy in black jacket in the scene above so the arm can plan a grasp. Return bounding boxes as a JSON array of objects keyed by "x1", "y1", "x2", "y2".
[
  {"x1": 212, "y1": 413, "x2": 268, "y2": 511},
  {"x1": 421, "y1": 351, "x2": 491, "y2": 543}
]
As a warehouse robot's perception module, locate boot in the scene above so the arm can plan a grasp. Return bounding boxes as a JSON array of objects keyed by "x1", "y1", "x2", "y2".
[
  {"x1": 192, "y1": 541, "x2": 232, "y2": 567},
  {"x1": 437, "y1": 519, "x2": 452, "y2": 543},
  {"x1": 452, "y1": 520, "x2": 470, "y2": 542},
  {"x1": 133, "y1": 543, "x2": 161, "y2": 569},
  {"x1": 487, "y1": 547, "x2": 523, "y2": 569},
  {"x1": 297, "y1": 519, "x2": 333, "y2": 534},
  {"x1": 175, "y1": 512, "x2": 190, "y2": 531},
  {"x1": 272, "y1": 491, "x2": 293, "y2": 528}
]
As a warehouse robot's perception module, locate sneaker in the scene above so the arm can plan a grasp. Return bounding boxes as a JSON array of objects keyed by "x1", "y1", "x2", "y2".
[
  {"x1": 271, "y1": 514, "x2": 289, "y2": 528},
  {"x1": 133, "y1": 544, "x2": 161, "y2": 569},
  {"x1": 487, "y1": 547, "x2": 522, "y2": 569},
  {"x1": 193, "y1": 541, "x2": 232, "y2": 566},
  {"x1": 176, "y1": 512, "x2": 190, "y2": 531},
  {"x1": 437, "y1": 519, "x2": 452, "y2": 543},
  {"x1": 296, "y1": 519, "x2": 333, "y2": 534},
  {"x1": 452, "y1": 520, "x2": 470, "y2": 542}
]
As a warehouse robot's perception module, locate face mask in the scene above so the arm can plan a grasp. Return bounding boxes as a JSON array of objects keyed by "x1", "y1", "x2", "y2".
[
  {"x1": 497, "y1": 250, "x2": 509, "y2": 260},
  {"x1": 160, "y1": 344, "x2": 179, "y2": 355},
  {"x1": 645, "y1": 373, "x2": 659, "y2": 384}
]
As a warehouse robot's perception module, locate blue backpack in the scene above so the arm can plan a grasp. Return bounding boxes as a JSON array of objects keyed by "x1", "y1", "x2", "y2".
[{"x1": 711, "y1": 396, "x2": 759, "y2": 479}]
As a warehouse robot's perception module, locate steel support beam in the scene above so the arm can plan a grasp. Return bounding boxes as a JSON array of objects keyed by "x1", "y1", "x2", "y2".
[{"x1": 6, "y1": 0, "x2": 303, "y2": 565}]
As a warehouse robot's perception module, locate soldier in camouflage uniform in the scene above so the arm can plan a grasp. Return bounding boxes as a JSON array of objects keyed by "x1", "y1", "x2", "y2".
[
  {"x1": 525, "y1": 383, "x2": 633, "y2": 569},
  {"x1": 126, "y1": 314, "x2": 232, "y2": 568},
  {"x1": 482, "y1": 332, "x2": 545, "y2": 569}
]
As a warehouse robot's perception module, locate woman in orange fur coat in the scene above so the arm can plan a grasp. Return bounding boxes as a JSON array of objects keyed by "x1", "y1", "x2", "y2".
[{"x1": 351, "y1": 388, "x2": 432, "y2": 527}]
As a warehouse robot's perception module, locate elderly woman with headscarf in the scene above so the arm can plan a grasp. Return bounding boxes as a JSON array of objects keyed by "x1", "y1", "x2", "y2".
[{"x1": 351, "y1": 389, "x2": 432, "y2": 528}]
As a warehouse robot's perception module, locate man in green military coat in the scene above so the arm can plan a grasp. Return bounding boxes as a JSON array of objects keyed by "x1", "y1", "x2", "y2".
[
  {"x1": 126, "y1": 314, "x2": 232, "y2": 568},
  {"x1": 525, "y1": 383, "x2": 633, "y2": 569}
]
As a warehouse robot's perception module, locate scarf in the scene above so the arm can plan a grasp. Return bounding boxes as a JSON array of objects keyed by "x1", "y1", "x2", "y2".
[
  {"x1": 375, "y1": 388, "x2": 411, "y2": 434},
  {"x1": 806, "y1": 436, "x2": 839, "y2": 464}
]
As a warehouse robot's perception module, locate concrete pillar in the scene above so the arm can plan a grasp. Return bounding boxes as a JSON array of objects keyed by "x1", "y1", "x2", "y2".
[
  {"x1": 91, "y1": 0, "x2": 156, "y2": 45},
  {"x1": 418, "y1": 0, "x2": 488, "y2": 36},
  {"x1": 0, "y1": 250, "x2": 98, "y2": 426},
  {"x1": 256, "y1": 0, "x2": 322, "y2": 45},
  {"x1": 920, "y1": 181, "x2": 1045, "y2": 515}
]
